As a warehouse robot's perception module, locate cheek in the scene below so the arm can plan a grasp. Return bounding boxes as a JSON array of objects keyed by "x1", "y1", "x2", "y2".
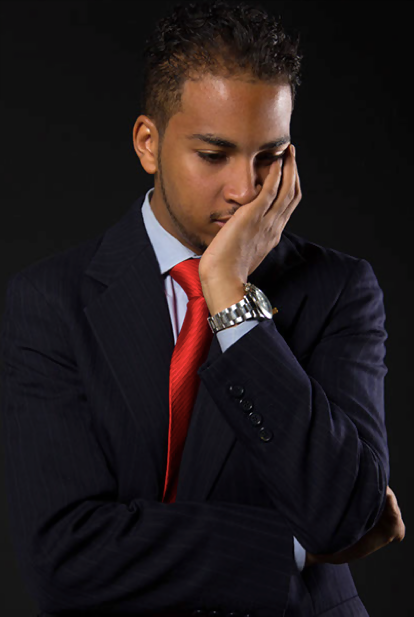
[
  {"x1": 178, "y1": 156, "x2": 220, "y2": 203},
  {"x1": 187, "y1": 156, "x2": 222, "y2": 194}
]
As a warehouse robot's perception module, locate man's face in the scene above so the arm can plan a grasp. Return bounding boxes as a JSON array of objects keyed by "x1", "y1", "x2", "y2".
[{"x1": 147, "y1": 74, "x2": 292, "y2": 255}]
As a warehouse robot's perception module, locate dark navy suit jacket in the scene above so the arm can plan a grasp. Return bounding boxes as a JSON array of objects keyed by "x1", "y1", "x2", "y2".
[{"x1": 0, "y1": 193, "x2": 390, "y2": 616}]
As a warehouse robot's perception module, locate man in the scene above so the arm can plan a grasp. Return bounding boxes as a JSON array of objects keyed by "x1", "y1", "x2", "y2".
[{"x1": 0, "y1": 1, "x2": 405, "y2": 616}]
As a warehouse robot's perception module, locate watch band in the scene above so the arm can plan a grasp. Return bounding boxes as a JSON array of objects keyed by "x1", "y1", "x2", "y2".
[{"x1": 207, "y1": 283, "x2": 272, "y2": 334}]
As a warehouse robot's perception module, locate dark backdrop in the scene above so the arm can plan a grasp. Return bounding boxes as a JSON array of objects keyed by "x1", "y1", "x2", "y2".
[{"x1": 0, "y1": 1, "x2": 412, "y2": 615}]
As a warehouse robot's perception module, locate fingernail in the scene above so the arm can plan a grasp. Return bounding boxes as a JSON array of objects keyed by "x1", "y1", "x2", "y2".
[{"x1": 292, "y1": 144, "x2": 296, "y2": 156}]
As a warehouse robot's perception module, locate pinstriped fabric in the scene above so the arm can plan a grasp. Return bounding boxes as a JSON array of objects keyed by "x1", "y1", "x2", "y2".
[
  {"x1": 163, "y1": 258, "x2": 213, "y2": 503},
  {"x1": 0, "y1": 193, "x2": 381, "y2": 616},
  {"x1": 0, "y1": 269, "x2": 294, "y2": 616}
]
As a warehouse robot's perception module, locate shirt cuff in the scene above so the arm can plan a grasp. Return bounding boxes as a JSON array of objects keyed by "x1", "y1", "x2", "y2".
[
  {"x1": 294, "y1": 536, "x2": 306, "y2": 572},
  {"x1": 216, "y1": 319, "x2": 260, "y2": 353}
]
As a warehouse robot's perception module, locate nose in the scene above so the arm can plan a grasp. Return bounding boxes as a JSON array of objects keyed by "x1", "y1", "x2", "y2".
[{"x1": 223, "y1": 158, "x2": 262, "y2": 206}]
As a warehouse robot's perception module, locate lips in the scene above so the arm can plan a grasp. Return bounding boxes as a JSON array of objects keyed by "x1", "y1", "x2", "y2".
[{"x1": 215, "y1": 217, "x2": 231, "y2": 223}]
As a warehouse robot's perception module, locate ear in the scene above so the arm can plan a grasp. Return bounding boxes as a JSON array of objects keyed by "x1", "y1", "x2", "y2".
[{"x1": 132, "y1": 115, "x2": 159, "y2": 175}]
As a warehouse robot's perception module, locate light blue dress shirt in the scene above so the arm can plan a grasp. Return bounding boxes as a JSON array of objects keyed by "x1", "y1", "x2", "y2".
[{"x1": 141, "y1": 187, "x2": 306, "y2": 572}]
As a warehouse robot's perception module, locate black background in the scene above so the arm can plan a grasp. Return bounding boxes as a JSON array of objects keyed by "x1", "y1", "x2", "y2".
[{"x1": 0, "y1": 1, "x2": 413, "y2": 615}]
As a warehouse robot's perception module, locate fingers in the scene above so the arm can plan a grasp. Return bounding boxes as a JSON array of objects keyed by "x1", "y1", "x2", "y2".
[
  {"x1": 254, "y1": 143, "x2": 298, "y2": 218},
  {"x1": 383, "y1": 485, "x2": 406, "y2": 543},
  {"x1": 393, "y1": 519, "x2": 406, "y2": 543},
  {"x1": 388, "y1": 487, "x2": 406, "y2": 542},
  {"x1": 282, "y1": 149, "x2": 302, "y2": 220},
  {"x1": 264, "y1": 144, "x2": 300, "y2": 217},
  {"x1": 277, "y1": 144, "x2": 296, "y2": 205},
  {"x1": 259, "y1": 154, "x2": 285, "y2": 211}
]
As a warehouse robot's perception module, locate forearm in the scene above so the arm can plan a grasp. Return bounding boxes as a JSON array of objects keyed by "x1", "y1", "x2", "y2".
[
  {"x1": 198, "y1": 319, "x2": 388, "y2": 554},
  {"x1": 198, "y1": 259, "x2": 389, "y2": 554}
]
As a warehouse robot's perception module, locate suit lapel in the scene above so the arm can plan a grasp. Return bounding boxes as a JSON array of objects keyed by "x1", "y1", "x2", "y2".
[{"x1": 83, "y1": 194, "x2": 306, "y2": 502}]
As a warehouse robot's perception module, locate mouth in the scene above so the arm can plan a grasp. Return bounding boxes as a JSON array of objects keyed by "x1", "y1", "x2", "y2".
[{"x1": 213, "y1": 217, "x2": 231, "y2": 227}]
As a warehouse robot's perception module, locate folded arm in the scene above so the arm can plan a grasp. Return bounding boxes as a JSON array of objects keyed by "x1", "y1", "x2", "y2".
[
  {"x1": 0, "y1": 272, "x2": 295, "y2": 615},
  {"x1": 198, "y1": 258, "x2": 390, "y2": 555}
]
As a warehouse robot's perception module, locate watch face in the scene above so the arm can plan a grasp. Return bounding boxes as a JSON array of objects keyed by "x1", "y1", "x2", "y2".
[{"x1": 249, "y1": 285, "x2": 273, "y2": 319}]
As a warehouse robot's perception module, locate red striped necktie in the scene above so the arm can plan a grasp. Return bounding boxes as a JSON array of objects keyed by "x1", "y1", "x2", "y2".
[{"x1": 162, "y1": 258, "x2": 214, "y2": 503}]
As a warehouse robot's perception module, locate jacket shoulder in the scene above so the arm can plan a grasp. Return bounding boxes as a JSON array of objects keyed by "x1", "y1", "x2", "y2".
[
  {"x1": 283, "y1": 229, "x2": 376, "y2": 283},
  {"x1": 285, "y1": 229, "x2": 362, "y2": 268},
  {"x1": 3, "y1": 232, "x2": 104, "y2": 311}
]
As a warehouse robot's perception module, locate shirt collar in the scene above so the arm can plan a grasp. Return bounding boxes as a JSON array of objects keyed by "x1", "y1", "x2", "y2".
[{"x1": 141, "y1": 188, "x2": 201, "y2": 276}]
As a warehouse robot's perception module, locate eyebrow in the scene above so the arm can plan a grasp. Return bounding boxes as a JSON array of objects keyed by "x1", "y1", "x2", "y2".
[{"x1": 186, "y1": 133, "x2": 291, "y2": 150}]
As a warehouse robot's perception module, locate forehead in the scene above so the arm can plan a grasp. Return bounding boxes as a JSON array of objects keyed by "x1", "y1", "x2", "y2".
[{"x1": 168, "y1": 74, "x2": 292, "y2": 142}]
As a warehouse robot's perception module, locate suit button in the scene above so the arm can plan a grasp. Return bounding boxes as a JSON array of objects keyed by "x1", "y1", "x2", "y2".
[
  {"x1": 258, "y1": 427, "x2": 273, "y2": 442},
  {"x1": 227, "y1": 613, "x2": 241, "y2": 616},
  {"x1": 208, "y1": 612, "x2": 222, "y2": 616},
  {"x1": 240, "y1": 398, "x2": 254, "y2": 412},
  {"x1": 191, "y1": 611, "x2": 206, "y2": 616},
  {"x1": 248, "y1": 412, "x2": 263, "y2": 426},
  {"x1": 229, "y1": 384, "x2": 245, "y2": 398}
]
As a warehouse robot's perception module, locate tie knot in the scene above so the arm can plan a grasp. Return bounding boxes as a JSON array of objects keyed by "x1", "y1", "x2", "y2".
[{"x1": 169, "y1": 258, "x2": 203, "y2": 299}]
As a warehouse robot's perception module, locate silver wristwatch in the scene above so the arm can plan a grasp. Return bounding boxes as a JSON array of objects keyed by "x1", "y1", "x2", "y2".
[{"x1": 207, "y1": 283, "x2": 274, "y2": 334}]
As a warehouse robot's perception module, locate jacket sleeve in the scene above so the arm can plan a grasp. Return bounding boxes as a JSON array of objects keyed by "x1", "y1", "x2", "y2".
[
  {"x1": 0, "y1": 272, "x2": 295, "y2": 617},
  {"x1": 217, "y1": 320, "x2": 306, "y2": 573},
  {"x1": 198, "y1": 258, "x2": 390, "y2": 556}
]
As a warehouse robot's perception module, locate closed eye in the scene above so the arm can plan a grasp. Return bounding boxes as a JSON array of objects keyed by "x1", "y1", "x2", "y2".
[{"x1": 197, "y1": 152, "x2": 285, "y2": 165}]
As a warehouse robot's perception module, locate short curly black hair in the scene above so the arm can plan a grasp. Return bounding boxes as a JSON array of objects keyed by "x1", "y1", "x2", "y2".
[{"x1": 141, "y1": 0, "x2": 303, "y2": 142}]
